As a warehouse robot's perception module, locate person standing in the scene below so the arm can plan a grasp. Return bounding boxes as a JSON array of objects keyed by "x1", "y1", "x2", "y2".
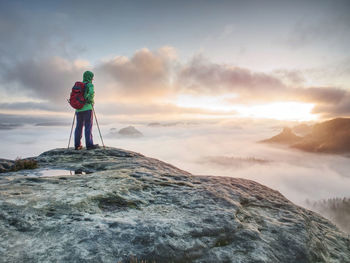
[{"x1": 74, "y1": 71, "x2": 99, "y2": 150}]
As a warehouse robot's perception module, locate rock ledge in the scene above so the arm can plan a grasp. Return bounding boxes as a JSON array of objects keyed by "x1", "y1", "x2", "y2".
[{"x1": 0, "y1": 147, "x2": 349, "y2": 262}]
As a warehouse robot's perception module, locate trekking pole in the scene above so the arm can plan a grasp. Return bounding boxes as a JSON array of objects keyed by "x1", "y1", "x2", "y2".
[
  {"x1": 92, "y1": 105, "x2": 105, "y2": 148},
  {"x1": 68, "y1": 112, "x2": 76, "y2": 149}
]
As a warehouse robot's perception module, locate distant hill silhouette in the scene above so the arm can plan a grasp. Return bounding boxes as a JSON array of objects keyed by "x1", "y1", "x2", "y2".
[
  {"x1": 292, "y1": 123, "x2": 313, "y2": 136},
  {"x1": 107, "y1": 126, "x2": 143, "y2": 138},
  {"x1": 261, "y1": 127, "x2": 303, "y2": 144},
  {"x1": 293, "y1": 118, "x2": 350, "y2": 153},
  {"x1": 262, "y1": 118, "x2": 350, "y2": 154},
  {"x1": 118, "y1": 126, "x2": 143, "y2": 137}
]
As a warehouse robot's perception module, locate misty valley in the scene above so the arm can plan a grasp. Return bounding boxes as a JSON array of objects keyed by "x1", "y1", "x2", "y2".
[{"x1": 1, "y1": 117, "x2": 350, "y2": 234}]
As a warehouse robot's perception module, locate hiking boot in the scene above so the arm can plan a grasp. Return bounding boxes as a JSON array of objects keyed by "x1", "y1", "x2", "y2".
[
  {"x1": 87, "y1": 144, "x2": 99, "y2": 150},
  {"x1": 75, "y1": 145, "x2": 83, "y2": 150}
]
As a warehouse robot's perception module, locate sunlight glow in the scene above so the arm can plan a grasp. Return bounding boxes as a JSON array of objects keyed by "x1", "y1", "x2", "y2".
[
  {"x1": 174, "y1": 94, "x2": 318, "y2": 121},
  {"x1": 174, "y1": 94, "x2": 238, "y2": 112},
  {"x1": 236, "y1": 102, "x2": 317, "y2": 121}
]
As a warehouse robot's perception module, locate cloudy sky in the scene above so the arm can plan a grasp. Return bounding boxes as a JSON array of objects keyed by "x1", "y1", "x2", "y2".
[{"x1": 1, "y1": 0, "x2": 350, "y2": 122}]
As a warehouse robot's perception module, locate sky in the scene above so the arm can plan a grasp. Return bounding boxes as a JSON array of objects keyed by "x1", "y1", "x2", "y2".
[{"x1": 0, "y1": 0, "x2": 349, "y2": 123}]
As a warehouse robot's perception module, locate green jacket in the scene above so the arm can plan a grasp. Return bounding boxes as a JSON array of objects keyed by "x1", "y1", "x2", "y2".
[{"x1": 76, "y1": 71, "x2": 94, "y2": 112}]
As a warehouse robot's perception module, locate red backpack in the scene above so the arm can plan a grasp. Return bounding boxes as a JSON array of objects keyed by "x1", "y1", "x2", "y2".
[{"x1": 69, "y1": 82, "x2": 88, "y2": 109}]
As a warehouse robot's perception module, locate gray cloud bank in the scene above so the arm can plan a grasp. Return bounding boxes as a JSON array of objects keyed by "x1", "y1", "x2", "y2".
[
  {"x1": 3, "y1": 57, "x2": 85, "y2": 106},
  {"x1": 179, "y1": 56, "x2": 348, "y2": 106},
  {"x1": 0, "y1": 113, "x2": 70, "y2": 128},
  {"x1": 0, "y1": 101, "x2": 62, "y2": 112}
]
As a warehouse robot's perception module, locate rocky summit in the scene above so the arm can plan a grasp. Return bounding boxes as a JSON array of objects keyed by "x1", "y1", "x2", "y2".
[{"x1": 0, "y1": 147, "x2": 349, "y2": 263}]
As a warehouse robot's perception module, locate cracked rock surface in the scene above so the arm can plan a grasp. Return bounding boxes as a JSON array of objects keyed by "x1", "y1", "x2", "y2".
[{"x1": 0, "y1": 147, "x2": 349, "y2": 262}]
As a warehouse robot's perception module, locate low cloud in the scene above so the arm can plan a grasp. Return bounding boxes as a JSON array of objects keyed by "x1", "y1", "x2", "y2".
[
  {"x1": 198, "y1": 155, "x2": 271, "y2": 169},
  {"x1": 178, "y1": 56, "x2": 350, "y2": 116},
  {"x1": 312, "y1": 93, "x2": 350, "y2": 117},
  {"x1": 97, "y1": 47, "x2": 177, "y2": 100},
  {"x1": 295, "y1": 87, "x2": 347, "y2": 104},
  {"x1": 272, "y1": 69, "x2": 305, "y2": 85},
  {"x1": 97, "y1": 101, "x2": 237, "y2": 117},
  {"x1": 0, "y1": 123, "x2": 22, "y2": 130},
  {"x1": 178, "y1": 55, "x2": 286, "y2": 98},
  {"x1": 0, "y1": 113, "x2": 67, "y2": 125},
  {"x1": 0, "y1": 102, "x2": 60, "y2": 112}
]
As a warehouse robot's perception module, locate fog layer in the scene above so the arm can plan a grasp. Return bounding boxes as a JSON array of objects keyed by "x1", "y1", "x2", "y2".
[{"x1": 1, "y1": 118, "x2": 349, "y2": 208}]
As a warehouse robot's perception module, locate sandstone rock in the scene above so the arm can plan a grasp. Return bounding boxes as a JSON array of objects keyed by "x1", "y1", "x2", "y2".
[{"x1": 0, "y1": 147, "x2": 349, "y2": 262}]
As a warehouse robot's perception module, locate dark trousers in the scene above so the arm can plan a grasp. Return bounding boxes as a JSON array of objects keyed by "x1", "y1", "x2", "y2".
[{"x1": 74, "y1": 110, "x2": 94, "y2": 148}]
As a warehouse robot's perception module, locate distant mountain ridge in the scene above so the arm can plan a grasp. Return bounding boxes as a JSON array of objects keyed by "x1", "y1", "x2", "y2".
[{"x1": 262, "y1": 118, "x2": 350, "y2": 154}]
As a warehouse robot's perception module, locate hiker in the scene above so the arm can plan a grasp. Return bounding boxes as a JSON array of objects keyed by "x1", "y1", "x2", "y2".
[{"x1": 74, "y1": 71, "x2": 99, "y2": 150}]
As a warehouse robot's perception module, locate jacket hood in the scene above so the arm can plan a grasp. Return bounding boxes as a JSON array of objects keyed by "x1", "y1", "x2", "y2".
[{"x1": 83, "y1": 71, "x2": 94, "y2": 83}]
